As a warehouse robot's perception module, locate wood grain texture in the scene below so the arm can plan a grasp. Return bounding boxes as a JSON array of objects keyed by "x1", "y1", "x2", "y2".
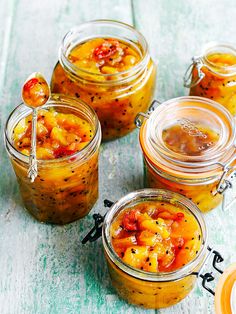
[{"x1": 0, "y1": 0, "x2": 236, "y2": 313}]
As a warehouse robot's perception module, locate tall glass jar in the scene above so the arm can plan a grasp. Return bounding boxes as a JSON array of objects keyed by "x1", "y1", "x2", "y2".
[
  {"x1": 51, "y1": 20, "x2": 156, "y2": 141},
  {"x1": 184, "y1": 43, "x2": 236, "y2": 115},
  {"x1": 102, "y1": 189, "x2": 207, "y2": 309},
  {"x1": 5, "y1": 94, "x2": 101, "y2": 224},
  {"x1": 137, "y1": 96, "x2": 236, "y2": 213}
]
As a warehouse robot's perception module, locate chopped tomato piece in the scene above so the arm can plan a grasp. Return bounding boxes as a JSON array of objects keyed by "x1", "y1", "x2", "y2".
[
  {"x1": 53, "y1": 147, "x2": 76, "y2": 158},
  {"x1": 172, "y1": 237, "x2": 185, "y2": 249},
  {"x1": 94, "y1": 39, "x2": 120, "y2": 60},
  {"x1": 122, "y1": 209, "x2": 140, "y2": 231},
  {"x1": 23, "y1": 78, "x2": 39, "y2": 92},
  {"x1": 175, "y1": 212, "x2": 185, "y2": 221}
]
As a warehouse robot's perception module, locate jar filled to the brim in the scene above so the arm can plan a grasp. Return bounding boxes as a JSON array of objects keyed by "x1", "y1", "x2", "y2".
[
  {"x1": 5, "y1": 94, "x2": 101, "y2": 224},
  {"x1": 184, "y1": 42, "x2": 236, "y2": 116},
  {"x1": 102, "y1": 189, "x2": 207, "y2": 309},
  {"x1": 51, "y1": 20, "x2": 156, "y2": 141},
  {"x1": 137, "y1": 96, "x2": 236, "y2": 212}
]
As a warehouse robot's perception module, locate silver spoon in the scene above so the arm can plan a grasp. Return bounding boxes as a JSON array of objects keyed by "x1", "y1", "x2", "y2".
[{"x1": 22, "y1": 72, "x2": 50, "y2": 182}]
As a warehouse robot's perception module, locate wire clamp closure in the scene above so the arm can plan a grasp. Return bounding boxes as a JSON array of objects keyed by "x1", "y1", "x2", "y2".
[
  {"x1": 216, "y1": 153, "x2": 236, "y2": 194},
  {"x1": 197, "y1": 247, "x2": 224, "y2": 296},
  {"x1": 183, "y1": 56, "x2": 205, "y2": 88},
  {"x1": 135, "y1": 100, "x2": 162, "y2": 128},
  {"x1": 81, "y1": 199, "x2": 114, "y2": 244}
]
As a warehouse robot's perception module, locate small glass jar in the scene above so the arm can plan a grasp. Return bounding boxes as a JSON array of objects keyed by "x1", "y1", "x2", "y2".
[
  {"x1": 51, "y1": 20, "x2": 156, "y2": 141},
  {"x1": 4, "y1": 94, "x2": 101, "y2": 224},
  {"x1": 102, "y1": 189, "x2": 207, "y2": 309},
  {"x1": 184, "y1": 42, "x2": 236, "y2": 115},
  {"x1": 136, "y1": 96, "x2": 236, "y2": 212}
]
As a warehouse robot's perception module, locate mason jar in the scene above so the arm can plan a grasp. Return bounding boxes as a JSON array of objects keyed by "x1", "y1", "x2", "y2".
[
  {"x1": 102, "y1": 189, "x2": 207, "y2": 309},
  {"x1": 136, "y1": 96, "x2": 236, "y2": 213},
  {"x1": 184, "y1": 42, "x2": 236, "y2": 115},
  {"x1": 4, "y1": 94, "x2": 101, "y2": 224},
  {"x1": 51, "y1": 20, "x2": 156, "y2": 141}
]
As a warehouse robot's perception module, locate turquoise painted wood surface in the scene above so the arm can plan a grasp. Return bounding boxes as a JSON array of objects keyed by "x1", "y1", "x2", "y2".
[{"x1": 1, "y1": 0, "x2": 236, "y2": 313}]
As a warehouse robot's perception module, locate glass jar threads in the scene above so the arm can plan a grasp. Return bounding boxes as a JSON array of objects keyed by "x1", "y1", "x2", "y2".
[
  {"x1": 51, "y1": 20, "x2": 156, "y2": 141},
  {"x1": 5, "y1": 94, "x2": 101, "y2": 224},
  {"x1": 184, "y1": 42, "x2": 236, "y2": 115},
  {"x1": 137, "y1": 96, "x2": 236, "y2": 212},
  {"x1": 102, "y1": 189, "x2": 207, "y2": 309}
]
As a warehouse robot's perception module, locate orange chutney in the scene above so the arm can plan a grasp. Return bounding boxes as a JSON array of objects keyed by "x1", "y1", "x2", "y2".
[
  {"x1": 51, "y1": 21, "x2": 156, "y2": 140},
  {"x1": 111, "y1": 201, "x2": 201, "y2": 273},
  {"x1": 13, "y1": 108, "x2": 94, "y2": 159}
]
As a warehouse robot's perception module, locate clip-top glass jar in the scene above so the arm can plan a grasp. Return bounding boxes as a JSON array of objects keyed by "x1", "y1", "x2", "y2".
[
  {"x1": 136, "y1": 96, "x2": 236, "y2": 212},
  {"x1": 102, "y1": 189, "x2": 207, "y2": 309},
  {"x1": 5, "y1": 94, "x2": 101, "y2": 224},
  {"x1": 51, "y1": 20, "x2": 156, "y2": 141},
  {"x1": 184, "y1": 42, "x2": 236, "y2": 115},
  {"x1": 83, "y1": 189, "x2": 235, "y2": 311}
]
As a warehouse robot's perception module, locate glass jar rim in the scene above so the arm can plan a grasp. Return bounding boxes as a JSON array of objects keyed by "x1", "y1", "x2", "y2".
[
  {"x1": 139, "y1": 96, "x2": 236, "y2": 179},
  {"x1": 4, "y1": 93, "x2": 101, "y2": 166},
  {"x1": 201, "y1": 42, "x2": 236, "y2": 76},
  {"x1": 59, "y1": 19, "x2": 150, "y2": 85},
  {"x1": 102, "y1": 188, "x2": 208, "y2": 282}
]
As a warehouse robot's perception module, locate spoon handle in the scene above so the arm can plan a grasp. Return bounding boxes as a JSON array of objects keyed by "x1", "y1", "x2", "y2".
[{"x1": 28, "y1": 108, "x2": 38, "y2": 182}]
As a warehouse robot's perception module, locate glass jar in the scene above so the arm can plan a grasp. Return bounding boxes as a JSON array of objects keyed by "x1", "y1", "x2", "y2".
[
  {"x1": 51, "y1": 20, "x2": 156, "y2": 141},
  {"x1": 4, "y1": 94, "x2": 101, "y2": 224},
  {"x1": 184, "y1": 42, "x2": 236, "y2": 115},
  {"x1": 136, "y1": 96, "x2": 236, "y2": 213},
  {"x1": 102, "y1": 189, "x2": 207, "y2": 309},
  {"x1": 83, "y1": 189, "x2": 234, "y2": 310},
  {"x1": 215, "y1": 263, "x2": 236, "y2": 314}
]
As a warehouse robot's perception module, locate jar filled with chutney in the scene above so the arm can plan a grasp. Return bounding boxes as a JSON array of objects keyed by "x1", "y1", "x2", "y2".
[
  {"x1": 83, "y1": 188, "x2": 236, "y2": 310},
  {"x1": 5, "y1": 94, "x2": 101, "y2": 224},
  {"x1": 102, "y1": 189, "x2": 207, "y2": 309},
  {"x1": 184, "y1": 42, "x2": 236, "y2": 116},
  {"x1": 136, "y1": 96, "x2": 236, "y2": 212},
  {"x1": 51, "y1": 20, "x2": 156, "y2": 141}
]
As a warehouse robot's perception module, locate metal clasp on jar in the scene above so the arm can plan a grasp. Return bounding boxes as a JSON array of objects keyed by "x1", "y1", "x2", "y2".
[
  {"x1": 81, "y1": 199, "x2": 114, "y2": 244},
  {"x1": 217, "y1": 148, "x2": 236, "y2": 189},
  {"x1": 135, "y1": 100, "x2": 162, "y2": 128},
  {"x1": 194, "y1": 246, "x2": 224, "y2": 296},
  {"x1": 183, "y1": 56, "x2": 205, "y2": 88},
  {"x1": 215, "y1": 152, "x2": 236, "y2": 210}
]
